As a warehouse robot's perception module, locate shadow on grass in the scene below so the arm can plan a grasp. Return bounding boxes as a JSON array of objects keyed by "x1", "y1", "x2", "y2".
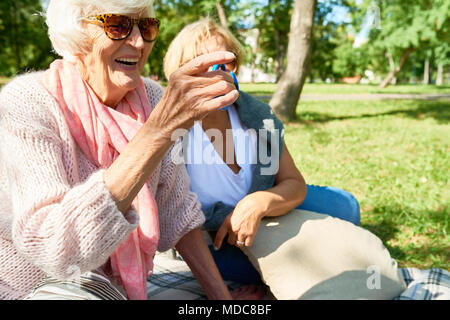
[
  {"x1": 362, "y1": 205, "x2": 400, "y2": 244},
  {"x1": 361, "y1": 205, "x2": 449, "y2": 269},
  {"x1": 393, "y1": 245, "x2": 450, "y2": 269},
  {"x1": 294, "y1": 100, "x2": 450, "y2": 125}
]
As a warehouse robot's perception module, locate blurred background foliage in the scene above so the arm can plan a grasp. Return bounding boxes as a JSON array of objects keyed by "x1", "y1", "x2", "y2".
[{"x1": 0, "y1": 0, "x2": 448, "y2": 84}]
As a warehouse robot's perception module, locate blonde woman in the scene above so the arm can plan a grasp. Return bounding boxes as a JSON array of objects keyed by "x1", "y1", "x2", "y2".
[{"x1": 164, "y1": 18, "x2": 361, "y2": 285}]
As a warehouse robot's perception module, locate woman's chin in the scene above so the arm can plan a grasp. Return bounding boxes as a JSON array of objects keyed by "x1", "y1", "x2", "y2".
[{"x1": 114, "y1": 75, "x2": 141, "y2": 91}]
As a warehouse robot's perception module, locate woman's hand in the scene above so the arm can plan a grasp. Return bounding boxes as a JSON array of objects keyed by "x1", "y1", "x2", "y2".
[
  {"x1": 212, "y1": 144, "x2": 307, "y2": 247},
  {"x1": 214, "y1": 192, "x2": 267, "y2": 249},
  {"x1": 149, "y1": 51, "x2": 239, "y2": 140}
]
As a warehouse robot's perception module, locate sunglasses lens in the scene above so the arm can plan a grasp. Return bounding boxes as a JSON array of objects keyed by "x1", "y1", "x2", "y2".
[
  {"x1": 104, "y1": 15, "x2": 131, "y2": 40},
  {"x1": 139, "y1": 18, "x2": 159, "y2": 42}
]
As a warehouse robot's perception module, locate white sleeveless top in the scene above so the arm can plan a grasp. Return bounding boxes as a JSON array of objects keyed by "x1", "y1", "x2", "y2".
[{"x1": 185, "y1": 106, "x2": 257, "y2": 211}]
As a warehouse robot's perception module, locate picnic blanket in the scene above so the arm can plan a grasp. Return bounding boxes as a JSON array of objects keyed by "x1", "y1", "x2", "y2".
[
  {"x1": 394, "y1": 267, "x2": 450, "y2": 300},
  {"x1": 147, "y1": 251, "x2": 450, "y2": 300},
  {"x1": 147, "y1": 251, "x2": 244, "y2": 300}
]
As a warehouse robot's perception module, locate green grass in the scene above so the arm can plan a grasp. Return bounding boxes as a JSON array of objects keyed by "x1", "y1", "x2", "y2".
[
  {"x1": 283, "y1": 98, "x2": 449, "y2": 270},
  {"x1": 240, "y1": 82, "x2": 450, "y2": 96}
]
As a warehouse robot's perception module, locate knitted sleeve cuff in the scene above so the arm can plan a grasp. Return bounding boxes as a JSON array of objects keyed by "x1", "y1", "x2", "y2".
[{"x1": 157, "y1": 191, "x2": 205, "y2": 252}]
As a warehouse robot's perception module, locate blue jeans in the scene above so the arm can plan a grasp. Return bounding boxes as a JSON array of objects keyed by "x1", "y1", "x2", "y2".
[{"x1": 208, "y1": 184, "x2": 361, "y2": 284}]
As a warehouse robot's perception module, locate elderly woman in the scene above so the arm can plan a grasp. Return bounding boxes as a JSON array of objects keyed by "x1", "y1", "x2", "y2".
[
  {"x1": 0, "y1": 1, "x2": 253, "y2": 300},
  {"x1": 164, "y1": 18, "x2": 361, "y2": 285}
]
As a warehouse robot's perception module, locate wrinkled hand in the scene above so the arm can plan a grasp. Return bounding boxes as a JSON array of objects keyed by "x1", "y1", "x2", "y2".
[
  {"x1": 231, "y1": 285, "x2": 265, "y2": 300},
  {"x1": 150, "y1": 51, "x2": 239, "y2": 138},
  {"x1": 214, "y1": 192, "x2": 266, "y2": 249}
]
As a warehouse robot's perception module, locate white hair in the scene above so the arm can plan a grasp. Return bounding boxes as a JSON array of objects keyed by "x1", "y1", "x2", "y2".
[{"x1": 45, "y1": 0, "x2": 155, "y2": 59}]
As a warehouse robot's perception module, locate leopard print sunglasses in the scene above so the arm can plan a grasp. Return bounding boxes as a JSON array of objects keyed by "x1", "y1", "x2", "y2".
[{"x1": 87, "y1": 14, "x2": 160, "y2": 42}]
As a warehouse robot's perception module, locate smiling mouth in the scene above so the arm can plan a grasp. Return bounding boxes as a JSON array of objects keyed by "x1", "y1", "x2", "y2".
[{"x1": 115, "y1": 58, "x2": 139, "y2": 66}]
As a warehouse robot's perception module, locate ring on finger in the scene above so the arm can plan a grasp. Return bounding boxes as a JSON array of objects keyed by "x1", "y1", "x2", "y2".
[{"x1": 236, "y1": 240, "x2": 245, "y2": 246}]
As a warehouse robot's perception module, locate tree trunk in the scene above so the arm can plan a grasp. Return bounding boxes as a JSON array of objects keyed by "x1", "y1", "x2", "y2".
[
  {"x1": 273, "y1": 29, "x2": 286, "y2": 81},
  {"x1": 269, "y1": 0, "x2": 317, "y2": 121},
  {"x1": 379, "y1": 47, "x2": 414, "y2": 88},
  {"x1": 216, "y1": 2, "x2": 228, "y2": 28},
  {"x1": 436, "y1": 63, "x2": 444, "y2": 86},
  {"x1": 423, "y1": 57, "x2": 430, "y2": 84},
  {"x1": 250, "y1": 29, "x2": 260, "y2": 83},
  {"x1": 387, "y1": 50, "x2": 397, "y2": 85},
  {"x1": 308, "y1": 62, "x2": 314, "y2": 83}
]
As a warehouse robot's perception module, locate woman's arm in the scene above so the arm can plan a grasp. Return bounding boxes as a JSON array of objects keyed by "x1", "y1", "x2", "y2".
[
  {"x1": 175, "y1": 228, "x2": 265, "y2": 300},
  {"x1": 155, "y1": 147, "x2": 263, "y2": 300},
  {"x1": 254, "y1": 142, "x2": 307, "y2": 218},
  {"x1": 104, "y1": 51, "x2": 239, "y2": 214},
  {"x1": 175, "y1": 228, "x2": 233, "y2": 300},
  {"x1": 103, "y1": 119, "x2": 173, "y2": 214},
  {"x1": 215, "y1": 143, "x2": 307, "y2": 248}
]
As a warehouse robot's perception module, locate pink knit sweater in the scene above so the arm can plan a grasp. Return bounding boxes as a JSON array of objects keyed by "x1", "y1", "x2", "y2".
[{"x1": 0, "y1": 72, "x2": 205, "y2": 300}]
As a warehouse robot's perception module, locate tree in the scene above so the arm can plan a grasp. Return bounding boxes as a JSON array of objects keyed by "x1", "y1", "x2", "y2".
[
  {"x1": 240, "y1": 0, "x2": 295, "y2": 80},
  {"x1": 378, "y1": 47, "x2": 414, "y2": 88},
  {"x1": 434, "y1": 42, "x2": 450, "y2": 85},
  {"x1": 331, "y1": 33, "x2": 369, "y2": 80},
  {"x1": 309, "y1": 0, "x2": 346, "y2": 82},
  {"x1": 148, "y1": 0, "x2": 242, "y2": 79},
  {"x1": 0, "y1": 0, "x2": 57, "y2": 77},
  {"x1": 269, "y1": 0, "x2": 317, "y2": 121},
  {"x1": 353, "y1": 0, "x2": 450, "y2": 88},
  {"x1": 216, "y1": 2, "x2": 228, "y2": 28},
  {"x1": 428, "y1": 28, "x2": 450, "y2": 85}
]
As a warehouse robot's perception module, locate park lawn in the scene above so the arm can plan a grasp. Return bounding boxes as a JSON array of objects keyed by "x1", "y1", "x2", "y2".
[
  {"x1": 240, "y1": 82, "x2": 450, "y2": 96},
  {"x1": 283, "y1": 98, "x2": 449, "y2": 270}
]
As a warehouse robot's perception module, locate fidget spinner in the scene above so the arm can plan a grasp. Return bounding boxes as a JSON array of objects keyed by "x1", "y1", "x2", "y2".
[{"x1": 211, "y1": 64, "x2": 239, "y2": 111}]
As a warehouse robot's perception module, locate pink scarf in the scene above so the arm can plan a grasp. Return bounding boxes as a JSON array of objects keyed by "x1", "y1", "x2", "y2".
[{"x1": 41, "y1": 59, "x2": 159, "y2": 300}]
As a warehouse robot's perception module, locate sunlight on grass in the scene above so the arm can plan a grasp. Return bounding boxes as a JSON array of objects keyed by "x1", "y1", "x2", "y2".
[{"x1": 239, "y1": 82, "x2": 450, "y2": 96}]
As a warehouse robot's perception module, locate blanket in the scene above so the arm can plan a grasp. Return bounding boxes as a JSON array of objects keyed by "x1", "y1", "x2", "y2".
[{"x1": 147, "y1": 252, "x2": 450, "y2": 300}]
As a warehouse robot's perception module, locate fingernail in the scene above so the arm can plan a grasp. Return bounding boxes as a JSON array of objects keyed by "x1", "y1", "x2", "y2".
[
  {"x1": 225, "y1": 52, "x2": 235, "y2": 59},
  {"x1": 214, "y1": 245, "x2": 219, "y2": 251}
]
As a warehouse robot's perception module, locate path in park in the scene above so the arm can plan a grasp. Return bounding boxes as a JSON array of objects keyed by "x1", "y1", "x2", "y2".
[{"x1": 255, "y1": 93, "x2": 450, "y2": 101}]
